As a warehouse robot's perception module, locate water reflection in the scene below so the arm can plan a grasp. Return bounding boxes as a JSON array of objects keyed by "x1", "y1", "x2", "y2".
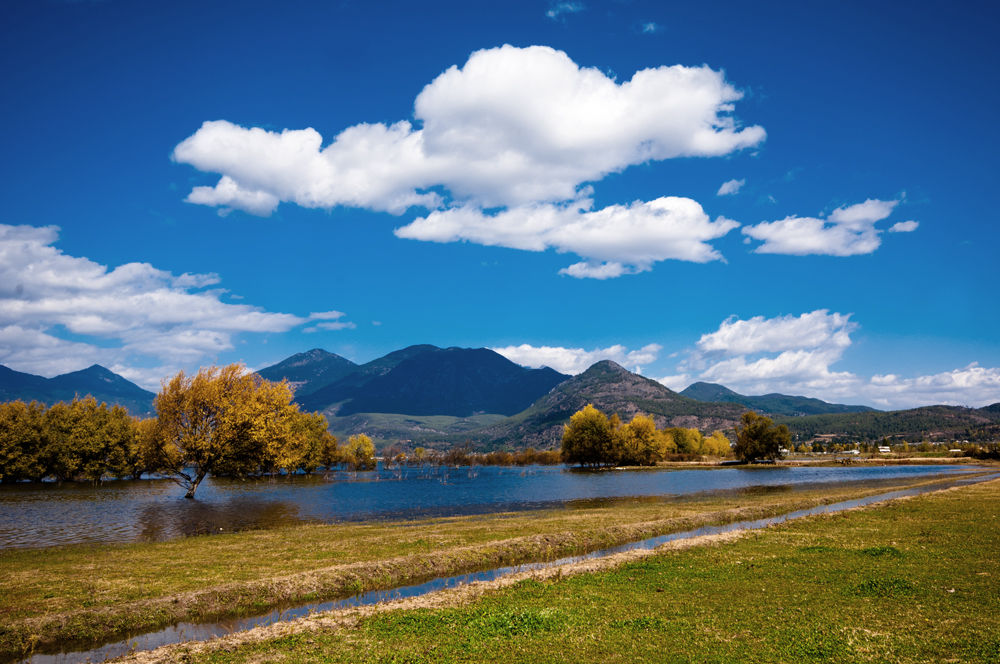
[
  {"x1": 136, "y1": 498, "x2": 307, "y2": 541},
  {"x1": 0, "y1": 464, "x2": 977, "y2": 549}
]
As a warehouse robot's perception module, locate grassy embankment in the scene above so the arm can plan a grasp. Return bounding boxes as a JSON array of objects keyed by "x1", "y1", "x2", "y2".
[
  {"x1": 145, "y1": 476, "x2": 1000, "y2": 664},
  {"x1": 1, "y1": 472, "x2": 988, "y2": 660}
]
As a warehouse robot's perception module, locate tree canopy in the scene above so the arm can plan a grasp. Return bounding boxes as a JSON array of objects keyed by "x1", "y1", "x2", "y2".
[
  {"x1": 561, "y1": 404, "x2": 732, "y2": 467},
  {"x1": 151, "y1": 364, "x2": 337, "y2": 498},
  {"x1": 733, "y1": 411, "x2": 790, "y2": 462}
]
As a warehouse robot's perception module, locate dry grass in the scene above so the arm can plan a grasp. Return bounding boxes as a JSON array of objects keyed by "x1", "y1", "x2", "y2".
[{"x1": 0, "y1": 472, "x2": 989, "y2": 661}]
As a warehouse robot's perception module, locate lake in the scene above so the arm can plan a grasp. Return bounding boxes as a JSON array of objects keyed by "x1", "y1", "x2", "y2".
[{"x1": 0, "y1": 464, "x2": 975, "y2": 549}]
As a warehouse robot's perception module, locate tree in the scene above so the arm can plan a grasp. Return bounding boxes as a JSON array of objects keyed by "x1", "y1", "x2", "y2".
[
  {"x1": 561, "y1": 404, "x2": 616, "y2": 467},
  {"x1": 0, "y1": 400, "x2": 45, "y2": 483},
  {"x1": 733, "y1": 411, "x2": 790, "y2": 462},
  {"x1": 344, "y1": 433, "x2": 376, "y2": 470},
  {"x1": 615, "y1": 414, "x2": 664, "y2": 466},
  {"x1": 293, "y1": 412, "x2": 338, "y2": 474},
  {"x1": 151, "y1": 364, "x2": 301, "y2": 498},
  {"x1": 702, "y1": 430, "x2": 732, "y2": 457},
  {"x1": 668, "y1": 427, "x2": 705, "y2": 455}
]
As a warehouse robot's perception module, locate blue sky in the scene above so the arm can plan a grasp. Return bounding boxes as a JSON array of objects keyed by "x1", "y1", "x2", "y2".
[{"x1": 1, "y1": 0, "x2": 998, "y2": 409}]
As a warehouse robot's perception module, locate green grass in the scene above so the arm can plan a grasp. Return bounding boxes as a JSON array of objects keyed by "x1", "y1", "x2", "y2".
[
  {"x1": 2, "y1": 474, "x2": 981, "y2": 661},
  {"x1": 187, "y1": 478, "x2": 1000, "y2": 664}
]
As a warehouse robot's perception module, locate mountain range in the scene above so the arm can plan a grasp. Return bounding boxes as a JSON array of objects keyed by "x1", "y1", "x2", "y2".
[
  {"x1": 0, "y1": 364, "x2": 156, "y2": 415},
  {"x1": 2, "y1": 346, "x2": 998, "y2": 446},
  {"x1": 680, "y1": 382, "x2": 875, "y2": 416}
]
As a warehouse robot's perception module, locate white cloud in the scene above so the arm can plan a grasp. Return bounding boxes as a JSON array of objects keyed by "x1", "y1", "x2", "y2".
[
  {"x1": 395, "y1": 196, "x2": 740, "y2": 277},
  {"x1": 0, "y1": 223, "x2": 335, "y2": 388},
  {"x1": 865, "y1": 364, "x2": 1000, "y2": 408},
  {"x1": 641, "y1": 22, "x2": 661, "y2": 34},
  {"x1": 174, "y1": 45, "x2": 765, "y2": 216},
  {"x1": 186, "y1": 175, "x2": 281, "y2": 217},
  {"x1": 664, "y1": 310, "x2": 999, "y2": 409},
  {"x1": 716, "y1": 178, "x2": 745, "y2": 196},
  {"x1": 889, "y1": 220, "x2": 919, "y2": 233},
  {"x1": 656, "y1": 373, "x2": 691, "y2": 391},
  {"x1": 308, "y1": 310, "x2": 349, "y2": 321},
  {"x1": 695, "y1": 310, "x2": 855, "y2": 356},
  {"x1": 546, "y1": 2, "x2": 584, "y2": 20},
  {"x1": 303, "y1": 321, "x2": 357, "y2": 333},
  {"x1": 742, "y1": 198, "x2": 913, "y2": 256},
  {"x1": 493, "y1": 343, "x2": 662, "y2": 375}
]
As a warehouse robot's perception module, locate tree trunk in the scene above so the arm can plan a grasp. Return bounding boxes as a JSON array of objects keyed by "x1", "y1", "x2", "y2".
[{"x1": 184, "y1": 470, "x2": 207, "y2": 499}]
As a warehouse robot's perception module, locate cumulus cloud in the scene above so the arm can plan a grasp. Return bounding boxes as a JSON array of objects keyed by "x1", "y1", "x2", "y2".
[
  {"x1": 742, "y1": 198, "x2": 913, "y2": 256},
  {"x1": 865, "y1": 364, "x2": 1000, "y2": 408},
  {"x1": 174, "y1": 45, "x2": 764, "y2": 216},
  {"x1": 695, "y1": 310, "x2": 855, "y2": 356},
  {"x1": 493, "y1": 343, "x2": 662, "y2": 375},
  {"x1": 664, "y1": 310, "x2": 999, "y2": 409},
  {"x1": 0, "y1": 223, "x2": 345, "y2": 387},
  {"x1": 395, "y1": 196, "x2": 740, "y2": 277},
  {"x1": 889, "y1": 220, "x2": 919, "y2": 233},
  {"x1": 685, "y1": 310, "x2": 857, "y2": 395},
  {"x1": 716, "y1": 178, "x2": 745, "y2": 196}
]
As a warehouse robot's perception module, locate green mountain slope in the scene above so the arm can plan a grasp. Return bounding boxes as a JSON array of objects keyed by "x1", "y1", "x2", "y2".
[
  {"x1": 302, "y1": 346, "x2": 567, "y2": 417},
  {"x1": 779, "y1": 404, "x2": 1000, "y2": 441},
  {"x1": 256, "y1": 348, "x2": 357, "y2": 398},
  {"x1": 680, "y1": 381, "x2": 876, "y2": 416},
  {"x1": 298, "y1": 344, "x2": 439, "y2": 412},
  {"x1": 475, "y1": 361, "x2": 744, "y2": 448}
]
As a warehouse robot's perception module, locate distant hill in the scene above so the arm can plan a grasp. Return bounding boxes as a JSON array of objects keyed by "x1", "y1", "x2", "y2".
[
  {"x1": 256, "y1": 348, "x2": 357, "y2": 397},
  {"x1": 476, "y1": 361, "x2": 744, "y2": 448},
  {"x1": 298, "y1": 344, "x2": 441, "y2": 412},
  {"x1": 305, "y1": 346, "x2": 568, "y2": 417},
  {"x1": 779, "y1": 404, "x2": 1000, "y2": 441},
  {"x1": 680, "y1": 381, "x2": 876, "y2": 416},
  {"x1": 0, "y1": 364, "x2": 155, "y2": 415}
]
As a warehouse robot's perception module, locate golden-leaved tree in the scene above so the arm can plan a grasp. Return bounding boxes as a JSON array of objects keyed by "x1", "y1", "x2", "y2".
[
  {"x1": 561, "y1": 404, "x2": 617, "y2": 467},
  {"x1": 344, "y1": 433, "x2": 376, "y2": 470},
  {"x1": 151, "y1": 364, "x2": 332, "y2": 498}
]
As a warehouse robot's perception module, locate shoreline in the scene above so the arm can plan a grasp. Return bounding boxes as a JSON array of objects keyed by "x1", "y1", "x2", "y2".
[{"x1": 110, "y1": 476, "x2": 1000, "y2": 664}]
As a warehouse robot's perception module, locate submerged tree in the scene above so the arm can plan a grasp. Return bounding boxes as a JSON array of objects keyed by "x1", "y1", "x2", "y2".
[
  {"x1": 344, "y1": 433, "x2": 376, "y2": 470},
  {"x1": 733, "y1": 411, "x2": 790, "y2": 462},
  {"x1": 152, "y1": 364, "x2": 304, "y2": 498}
]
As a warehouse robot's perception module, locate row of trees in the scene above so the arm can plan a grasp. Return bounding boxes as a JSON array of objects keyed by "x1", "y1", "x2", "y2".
[
  {"x1": 0, "y1": 397, "x2": 146, "y2": 483},
  {"x1": 560, "y1": 405, "x2": 733, "y2": 467},
  {"x1": 561, "y1": 406, "x2": 791, "y2": 466},
  {"x1": 379, "y1": 444, "x2": 563, "y2": 467},
  {"x1": 0, "y1": 365, "x2": 378, "y2": 497}
]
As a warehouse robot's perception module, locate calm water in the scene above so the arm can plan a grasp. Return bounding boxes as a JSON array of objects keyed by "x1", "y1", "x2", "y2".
[
  {"x1": 22, "y1": 470, "x2": 1000, "y2": 664},
  {"x1": 0, "y1": 464, "x2": 975, "y2": 549}
]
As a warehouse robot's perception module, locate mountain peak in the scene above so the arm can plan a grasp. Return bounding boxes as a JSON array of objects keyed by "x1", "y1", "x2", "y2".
[
  {"x1": 257, "y1": 349, "x2": 358, "y2": 398},
  {"x1": 58, "y1": 364, "x2": 123, "y2": 384},
  {"x1": 0, "y1": 364, "x2": 157, "y2": 415},
  {"x1": 681, "y1": 381, "x2": 743, "y2": 402},
  {"x1": 582, "y1": 359, "x2": 629, "y2": 375}
]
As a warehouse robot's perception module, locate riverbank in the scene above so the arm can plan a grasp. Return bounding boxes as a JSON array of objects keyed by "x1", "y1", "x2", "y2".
[
  {"x1": 647, "y1": 455, "x2": 999, "y2": 469},
  {"x1": 119, "y1": 475, "x2": 1000, "y2": 664},
  {"x1": 1, "y1": 472, "x2": 988, "y2": 661}
]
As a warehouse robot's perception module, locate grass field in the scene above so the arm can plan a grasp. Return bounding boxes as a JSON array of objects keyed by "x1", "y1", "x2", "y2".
[
  {"x1": 164, "y1": 477, "x2": 1000, "y2": 664},
  {"x1": 1, "y1": 473, "x2": 985, "y2": 661}
]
